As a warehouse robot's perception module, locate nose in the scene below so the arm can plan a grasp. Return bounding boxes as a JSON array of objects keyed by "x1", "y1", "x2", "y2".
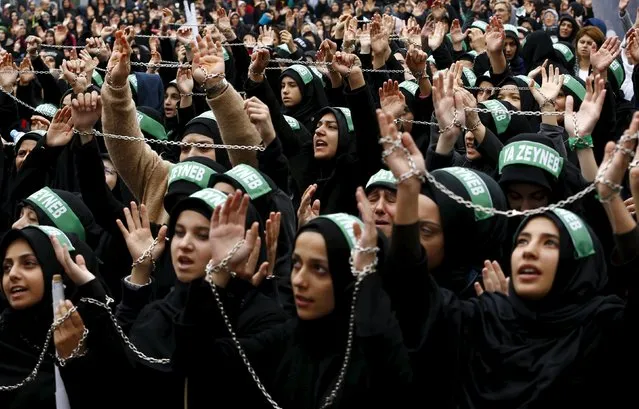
[
  {"x1": 291, "y1": 268, "x2": 308, "y2": 289},
  {"x1": 177, "y1": 234, "x2": 195, "y2": 251},
  {"x1": 373, "y1": 198, "x2": 386, "y2": 216},
  {"x1": 12, "y1": 215, "x2": 29, "y2": 230}
]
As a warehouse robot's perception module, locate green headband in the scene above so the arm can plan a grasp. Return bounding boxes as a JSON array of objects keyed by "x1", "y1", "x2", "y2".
[
  {"x1": 189, "y1": 188, "x2": 229, "y2": 210},
  {"x1": 317, "y1": 213, "x2": 363, "y2": 249},
  {"x1": 515, "y1": 75, "x2": 539, "y2": 89},
  {"x1": 309, "y1": 66, "x2": 326, "y2": 87},
  {"x1": 399, "y1": 80, "x2": 419, "y2": 96},
  {"x1": 480, "y1": 100, "x2": 511, "y2": 135},
  {"x1": 553, "y1": 43, "x2": 574, "y2": 63},
  {"x1": 609, "y1": 59, "x2": 625, "y2": 87},
  {"x1": 503, "y1": 24, "x2": 519, "y2": 38},
  {"x1": 92, "y1": 70, "x2": 104, "y2": 87},
  {"x1": 471, "y1": 20, "x2": 488, "y2": 32},
  {"x1": 562, "y1": 75, "x2": 586, "y2": 102},
  {"x1": 283, "y1": 115, "x2": 301, "y2": 130},
  {"x1": 33, "y1": 225, "x2": 75, "y2": 251},
  {"x1": 35, "y1": 103, "x2": 57, "y2": 118},
  {"x1": 550, "y1": 209, "x2": 595, "y2": 259},
  {"x1": 334, "y1": 107, "x2": 354, "y2": 133},
  {"x1": 225, "y1": 164, "x2": 272, "y2": 199},
  {"x1": 463, "y1": 68, "x2": 477, "y2": 87},
  {"x1": 439, "y1": 167, "x2": 494, "y2": 221},
  {"x1": 128, "y1": 74, "x2": 138, "y2": 93},
  {"x1": 26, "y1": 187, "x2": 86, "y2": 241},
  {"x1": 222, "y1": 47, "x2": 230, "y2": 61},
  {"x1": 168, "y1": 161, "x2": 217, "y2": 188},
  {"x1": 137, "y1": 111, "x2": 168, "y2": 141},
  {"x1": 499, "y1": 141, "x2": 564, "y2": 178},
  {"x1": 287, "y1": 64, "x2": 314, "y2": 85},
  {"x1": 366, "y1": 169, "x2": 397, "y2": 190}
]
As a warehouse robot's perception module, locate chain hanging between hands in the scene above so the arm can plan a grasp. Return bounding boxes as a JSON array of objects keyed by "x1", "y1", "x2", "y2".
[
  {"x1": 78, "y1": 129, "x2": 265, "y2": 151},
  {"x1": 204, "y1": 246, "x2": 377, "y2": 409}
]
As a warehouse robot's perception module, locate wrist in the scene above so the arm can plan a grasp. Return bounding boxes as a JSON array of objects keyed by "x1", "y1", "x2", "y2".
[{"x1": 130, "y1": 264, "x2": 152, "y2": 285}]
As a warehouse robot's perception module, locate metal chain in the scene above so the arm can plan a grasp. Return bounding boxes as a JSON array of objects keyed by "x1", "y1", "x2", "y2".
[
  {"x1": 204, "y1": 240, "x2": 245, "y2": 278},
  {"x1": 57, "y1": 327, "x2": 89, "y2": 367},
  {"x1": 131, "y1": 237, "x2": 159, "y2": 269},
  {"x1": 205, "y1": 251, "x2": 374, "y2": 409},
  {"x1": 83, "y1": 129, "x2": 265, "y2": 151}
]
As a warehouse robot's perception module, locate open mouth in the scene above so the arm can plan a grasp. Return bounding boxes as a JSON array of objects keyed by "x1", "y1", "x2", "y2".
[
  {"x1": 177, "y1": 255, "x2": 193, "y2": 268},
  {"x1": 10, "y1": 286, "x2": 26, "y2": 294},
  {"x1": 315, "y1": 139, "x2": 328, "y2": 149},
  {"x1": 517, "y1": 265, "x2": 541, "y2": 276}
]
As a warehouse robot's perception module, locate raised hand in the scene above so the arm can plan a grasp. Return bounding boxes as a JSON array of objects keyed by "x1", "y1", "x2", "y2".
[
  {"x1": 116, "y1": 202, "x2": 167, "y2": 269},
  {"x1": 244, "y1": 96, "x2": 276, "y2": 144},
  {"x1": 529, "y1": 64, "x2": 563, "y2": 110},
  {"x1": 106, "y1": 30, "x2": 131, "y2": 87},
  {"x1": 192, "y1": 36, "x2": 225, "y2": 89},
  {"x1": 379, "y1": 80, "x2": 406, "y2": 120},
  {"x1": 71, "y1": 91, "x2": 102, "y2": 137},
  {"x1": 590, "y1": 36, "x2": 622, "y2": 74},
  {"x1": 46, "y1": 106, "x2": 74, "y2": 147},
  {"x1": 297, "y1": 184, "x2": 320, "y2": 228},
  {"x1": 208, "y1": 191, "x2": 260, "y2": 287},
  {"x1": 564, "y1": 75, "x2": 606, "y2": 140},
  {"x1": 50, "y1": 235, "x2": 95, "y2": 286},
  {"x1": 377, "y1": 109, "x2": 425, "y2": 185},
  {"x1": 474, "y1": 260, "x2": 509, "y2": 296}
]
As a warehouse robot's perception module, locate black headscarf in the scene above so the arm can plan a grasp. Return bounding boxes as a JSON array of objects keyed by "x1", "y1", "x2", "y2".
[
  {"x1": 163, "y1": 157, "x2": 228, "y2": 214},
  {"x1": 421, "y1": 167, "x2": 508, "y2": 298},
  {"x1": 179, "y1": 112, "x2": 232, "y2": 170},
  {"x1": 477, "y1": 100, "x2": 532, "y2": 144},
  {"x1": 462, "y1": 210, "x2": 625, "y2": 408},
  {"x1": 280, "y1": 64, "x2": 329, "y2": 133},
  {"x1": 0, "y1": 226, "x2": 101, "y2": 406}
]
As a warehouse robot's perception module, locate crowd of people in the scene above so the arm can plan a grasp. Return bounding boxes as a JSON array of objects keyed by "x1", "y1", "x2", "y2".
[{"x1": 0, "y1": 0, "x2": 638, "y2": 408}]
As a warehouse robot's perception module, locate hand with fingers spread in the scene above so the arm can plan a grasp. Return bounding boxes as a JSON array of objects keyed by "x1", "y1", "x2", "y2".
[
  {"x1": 116, "y1": 202, "x2": 167, "y2": 283},
  {"x1": 352, "y1": 188, "x2": 379, "y2": 274},
  {"x1": 249, "y1": 48, "x2": 270, "y2": 81},
  {"x1": 208, "y1": 191, "x2": 261, "y2": 287},
  {"x1": 192, "y1": 36, "x2": 225, "y2": 89},
  {"x1": 449, "y1": 19, "x2": 469, "y2": 50},
  {"x1": 529, "y1": 64, "x2": 563, "y2": 111},
  {"x1": 54, "y1": 300, "x2": 88, "y2": 361},
  {"x1": 0, "y1": 53, "x2": 19, "y2": 90},
  {"x1": 61, "y1": 59, "x2": 88, "y2": 93},
  {"x1": 234, "y1": 234, "x2": 270, "y2": 287},
  {"x1": 475, "y1": 260, "x2": 509, "y2": 296},
  {"x1": 176, "y1": 66, "x2": 194, "y2": 97},
  {"x1": 485, "y1": 16, "x2": 505, "y2": 54},
  {"x1": 106, "y1": 30, "x2": 132, "y2": 88},
  {"x1": 18, "y1": 57, "x2": 35, "y2": 86},
  {"x1": 46, "y1": 106, "x2": 74, "y2": 147},
  {"x1": 590, "y1": 36, "x2": 622, "y2": 75},
  {"x1": 298, "y1": 184, "x2": 321, "y2": 228},
  {"x1": 564, "y1": 75, "x2": 606, "y2": 142},
  {"x1": 50, "y1": 236, "x2": 95, "y2": 286},
  {"x1": 379, "y1": 80, "x2": 407, "y2": 120},
  {"x1": 71, "y1": 91, "x2": 102, "y2": 138}
]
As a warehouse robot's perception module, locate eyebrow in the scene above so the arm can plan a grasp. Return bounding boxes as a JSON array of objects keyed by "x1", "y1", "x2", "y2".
[
  {"x1": 518, "y1": 231, "x2": 560, "y2": 240},
  {"x1": 419, "y1": 220, "x2": 441, "y2": 229},
  {"x1": 293, "y1": 254, "x2": 329, "y2": 264}
]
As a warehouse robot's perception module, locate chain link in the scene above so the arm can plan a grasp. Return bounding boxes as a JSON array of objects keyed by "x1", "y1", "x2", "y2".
[
  {"x1": 57, "y1": 327, "x2": 89, "y2": 367},
  {"x1": 131, "y1": 237, "x2": 160, "y2": 269}
]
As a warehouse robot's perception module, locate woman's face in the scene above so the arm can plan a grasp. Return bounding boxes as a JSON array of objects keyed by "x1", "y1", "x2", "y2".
[
  {"x1": 504, "y1": 37, "x2": 517, "y2": 60},
  {"x1": 15, "y1": 139, "x2": 38, "y2": 170},
  {"x1": 417, "y1": 194, "x2": 445, "y2": 270},
  {"x1": 164, "y1": 86, "x2": 180, "y2": 118},
  {"x1": 291, "y1": 231, "x2": 335, "y2": 320},
  {"x1": 559, "y1": 20, "x2": 573, "y2": 38},
  {"x1": 180, "y1": 133, "x2": 215, "y2": 162},
  {"x1": 497, "y1": 84, "x2": 521, "y2": 110},
  {"x1": 465, "y1": 131, "x2": 481, "y2": 161},
  {"x1": 511, "y1": 216, "x2": 559, "y2": 300},
  {"x1": 103, "y1": 158, "x2": 117, "y2": 190},
  {"x1": 504, "y1": 182, "x2": 550, "y2": 211},
  {"x1": 313, "y1": 112, "x2": 339, "y2": 160},
  {"x1": 367, "y1": 188, "x2": 396, "y2": 239},
  {"x1": 231, "y1": 15, "x2": 239, "y2": 25},
  {"x1": 280, "y1": 76, "x2": 302, "y2": 108},
  {"x1": 2, "y1": 238, "x2": 45, "y2": 310},
  {"x1": 171, "y1": 210, "x2": 211, "y2": 282},
  {"x1": 577, "y1": 34, "x2": 595, "y2": 58},
  {"x1": 543, "y1": 12, "x2": 557, "y2": 27},
  {"x1": 476, "y1": 80, "x2": 493, "y2": 102},
  {"x1": 13, "y1": 206, "x2": 39, "y2": 230},
  {"x1": 45, "y1": 32, "x2": 55, "y2": 44}
]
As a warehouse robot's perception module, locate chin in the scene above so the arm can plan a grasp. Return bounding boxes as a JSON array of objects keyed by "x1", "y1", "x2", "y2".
[{"x1": 175, "y1": 268, "x2": 205, "y2": 283}]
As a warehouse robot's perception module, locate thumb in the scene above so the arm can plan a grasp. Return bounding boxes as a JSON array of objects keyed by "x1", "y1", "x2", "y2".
[
  {"x1": 474, "y1": 282, "x2": 484, "y2": 296},
  {"x1": 74, "y1": 254, "x2": 86, "y2": 269},
  {"x1": 157, "y1": 225, "x2": 168, "y2": 248},
  {"x1": 401, "y1": 132, "x2": 420, "y2": 158},
  {"x1": 251, "y1": 262, "x2": 270, "y2": 287},
  {"x1": 311, "y1": 199, "x2": 321, "y2": 214}
]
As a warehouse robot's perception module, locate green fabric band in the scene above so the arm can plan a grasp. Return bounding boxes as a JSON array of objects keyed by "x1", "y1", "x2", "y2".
[
  {"x1": 562, "y1": 75, "x2": 586, "y2": 102},
  {"x1": 515, "y1": 75, "x2": 539, "y2": 89},
  {"x1": 33, "y1": 225, "x2": 75, "y2": 251},
  {"x1": 189, "y1": 188, "x2": 229, "y2": 210},
  {"x1": 287, "y1": 64, "x2": 314, "y2": 85},
  {"x1": 283, "y1": 115, "x2": 301, "y2": 130},
  {"x1": 334, "y1": 107, "x2": 354, "y2": 133},
  {"x1": 551, "y1": 209, "x2": 595, "y2": 259},
  {"x1": 35, "y1": 103, "x2": 57, "y2": 118},
  {"x1": 309, "y1": 66, "x2": 326, "y2": 87},
  {"x1": 463, "y1": 67, "x2": 477, "y2": 87},
  {"x1": 128, "y1": 74, "x2": 138, "y2": 93},
  {"x1": 553, "y1": 43, "x2": 575, "y2": 63},
  {"x1": 225, "y1": 164, "x2": 272, "y2": 199},
  {"x1": 499, "y1": 141, "x2": 564, "y2": 178},
  {"x1": 471, "y1": 20, "x2": 488, "y2": 32},
  {"x1": 137, "y1": 111, "x2": 168, "y2": 141},
  {"x1": 439, "y1": 167, "x2": 494, "y2": 221},
  {"x1": 26, "y1": 187, "x2": 86, "y2": 241},
  {"x1": 317, "y1": 213, "x2": 363, "y2": 249},
  {"x1": 568, "y1": 135, "x2": 594, "y2": 151},
  {"x1": 480, "y1": 100, "x2": 511, "y2": 135},
  {"x1": 366, "y1": 169, "x2": 397, "y2": 190},
  {"x1": 399, "y1": 80, "x2": 419, "y2": 96},
  {"x1": 168, "y1": 162, "x2": 217, "y2": 188},
  {"x1": 609, "y1": 59, "x2": 625, "y2": 87},
  {"x1": 92, "y1": 70, "x2": 104, "y2": 87}
]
